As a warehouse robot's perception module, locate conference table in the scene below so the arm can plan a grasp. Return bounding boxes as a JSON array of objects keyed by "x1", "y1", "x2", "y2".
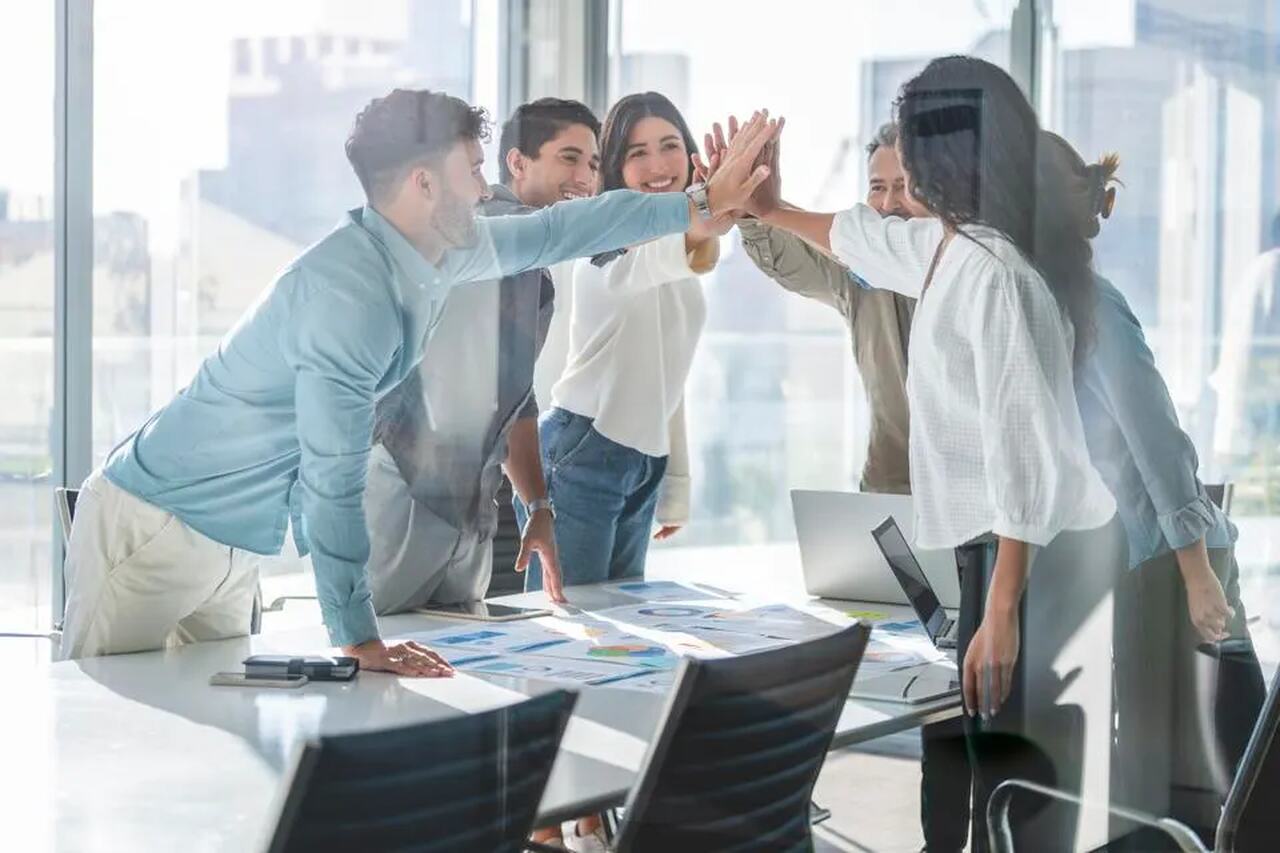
[{"x1": 1, "y1": 560, "x2": 960, "y2": 852}]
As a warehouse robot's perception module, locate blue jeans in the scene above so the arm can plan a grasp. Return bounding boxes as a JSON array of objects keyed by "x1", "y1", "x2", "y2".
[{"x1": 515, "y1": 408, "x2": 667, "y2": 590}]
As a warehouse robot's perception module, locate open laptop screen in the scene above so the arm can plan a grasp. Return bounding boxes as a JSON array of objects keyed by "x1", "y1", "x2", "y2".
[{"x1": 871, "y1": 516, "x2": 946, "y2": 641}]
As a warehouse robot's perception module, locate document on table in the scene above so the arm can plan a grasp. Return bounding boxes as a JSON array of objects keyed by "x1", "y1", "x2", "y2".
[
  {"x1": 438, "y1": 650, "x2": 656, "y2": 687},
  {"x1": 610, "y1": 580, "x2": 723, "y2": 601},
  {"x1": 392, "y1": 595, "x2": 936, "y2": 693}
]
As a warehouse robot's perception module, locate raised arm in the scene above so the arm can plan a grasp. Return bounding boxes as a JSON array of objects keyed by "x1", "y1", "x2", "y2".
[
  {"x1": 445, "y1": 111, "x2": 779, "y2": 283},
  {"x1": 703, "y1": 113, "x2": 940, "y2": 297},
  {"x1": 760, "y1": 204, "x2": 942, "y2": 298},
  {"x1": 738, "y1": 219, "x2": 857, "y2": 314}
]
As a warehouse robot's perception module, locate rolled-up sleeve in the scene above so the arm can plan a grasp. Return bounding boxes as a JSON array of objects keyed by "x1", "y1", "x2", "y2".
[
  {"x1": 828, "y1": 205, "x2": 945, "y2": 298},
  {"x1": 1087, "y1": 282, "x2": 1220, "y2": 549},
  {"x1": 443, "y1": 190, "x2": 691, "y2": 283},
  {"x1": 282, "y1": 270, "x2": 396, "y2": 647},
  {"x1": 970, "y1": 271, "x2": 1106, "y2": 545}
]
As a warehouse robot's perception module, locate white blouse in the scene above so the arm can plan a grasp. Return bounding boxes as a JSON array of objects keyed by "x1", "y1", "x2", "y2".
[
  {"x1": 829, "y1": 205, "x2": 1116, "y2": 548},
  {"x1": 550, "y1": 232, "x2": 704, "y2": 524}
]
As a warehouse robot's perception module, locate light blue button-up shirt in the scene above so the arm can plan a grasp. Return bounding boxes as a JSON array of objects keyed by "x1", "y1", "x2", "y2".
[
  {"x1": 104, "y1": 190, "x2": 691, "y2": 646},
  {"x1": 1076, "y1": 276, "x2": 1236, "y2": 569}
]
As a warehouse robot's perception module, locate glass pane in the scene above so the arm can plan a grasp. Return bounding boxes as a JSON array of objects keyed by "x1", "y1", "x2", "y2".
[
  {"x1": 0, "y1": 6, "x2": 55, "y2": 632},
  {"x1": 1047, "y1": 0, "x2": 1280, "y2": 663},
  {"x1": 609, "y1": 0, "x2": 1016, "y2": 549},
  {"x1": 92, "y1": 1, "x2": 491, "y2": 589}
]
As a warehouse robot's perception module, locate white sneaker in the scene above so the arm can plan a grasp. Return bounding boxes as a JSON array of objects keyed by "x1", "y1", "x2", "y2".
[{"x1": 562, "y1": 821, "x2": 609, "y2": 853}]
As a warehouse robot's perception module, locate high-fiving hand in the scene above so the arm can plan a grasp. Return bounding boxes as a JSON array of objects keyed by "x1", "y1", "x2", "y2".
[
  {"x1": 700, "y1": 110, "x2": 781, "y2": 219},
  {"x1": 693, "y1": 113, "x2": 786, "y2": 218}
]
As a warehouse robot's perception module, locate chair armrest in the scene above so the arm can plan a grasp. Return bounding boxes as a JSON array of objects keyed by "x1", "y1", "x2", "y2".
[
  {"x1": 987, "y1": 779, "x2": 1208, "y2": 853},
  {"x1": 264, "y1": 595, "x2": 318, "y2": 613}
]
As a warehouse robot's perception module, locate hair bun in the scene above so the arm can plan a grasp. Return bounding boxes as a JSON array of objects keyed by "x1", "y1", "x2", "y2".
[{"x1": 1086, "y1": 153, "x2": 1121, "y2": 216}]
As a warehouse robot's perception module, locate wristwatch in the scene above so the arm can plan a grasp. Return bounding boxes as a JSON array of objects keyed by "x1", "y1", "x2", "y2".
[
  {"x1": 527, "y1": 496, "x2": 556, "y2": 519},
  {"x1": 685, "y1": 182, "x2": 713, "y2": 221}
]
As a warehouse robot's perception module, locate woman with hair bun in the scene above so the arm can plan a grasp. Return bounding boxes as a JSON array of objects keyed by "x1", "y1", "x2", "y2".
[{"x1": 1040, "y1": 130, "x2": 1266, "y2": 836}]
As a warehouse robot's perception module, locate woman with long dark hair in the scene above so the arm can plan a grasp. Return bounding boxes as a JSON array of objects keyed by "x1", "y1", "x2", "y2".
[
  {"x1": 516, "y1": 92, "x2": 724, "y2": 606},
  {"x1": 726, "y1": 56, "x2": 1117, "y2": 848}
]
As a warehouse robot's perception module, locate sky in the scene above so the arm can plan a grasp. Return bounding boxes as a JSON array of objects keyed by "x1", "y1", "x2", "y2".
[{"x1": 0, "y1": 0, "x2": 1138, "y2": 246}]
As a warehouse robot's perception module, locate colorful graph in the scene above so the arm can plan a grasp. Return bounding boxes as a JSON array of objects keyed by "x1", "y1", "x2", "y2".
[
  {"x1": 863, "y1": 648, "x2": 919, "y2": 667},
  {"x1": 587, "y1": 644, "x2": 668, "y2": 660}
]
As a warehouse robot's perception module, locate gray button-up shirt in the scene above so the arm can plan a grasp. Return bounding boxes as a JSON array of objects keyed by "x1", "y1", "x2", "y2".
[
  {"x1": 366, "y1": 185, "x2": 555, "y2": 606},
  {"x1": 740, "y1": 219, "x2": 914, "y2": 494}
]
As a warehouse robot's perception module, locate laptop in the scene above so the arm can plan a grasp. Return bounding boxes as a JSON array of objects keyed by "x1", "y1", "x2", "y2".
[
  {"x1": 791, "y1": 490, "x2": 961, "y2": 607},
  {"x1": 871, "y1": 516, "x2": 959, "y2": 650}
]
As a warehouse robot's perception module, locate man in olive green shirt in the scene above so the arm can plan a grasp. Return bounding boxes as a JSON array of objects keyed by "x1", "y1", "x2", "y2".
[
  {"x1": 739, "y1": 123, "x2": 970, "y2": 852},
  {"x1": 739, "y1": 123, "x2": 917, "y2": 494}
]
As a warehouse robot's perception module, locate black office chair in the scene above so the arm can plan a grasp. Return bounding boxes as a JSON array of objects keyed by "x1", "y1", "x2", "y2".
[
  {"x1": 262, "y1": 689, "x2": 577, "y2": 853},
  {"x1": 1205, "y1": 482, "x2": 1234, "y2": 515},
  {"x1": 610, "y1": 623, "x2": 872, "y2": 852},
  {"x1": 988, "y1": 663, "x2": 1280, "y2": 851}
]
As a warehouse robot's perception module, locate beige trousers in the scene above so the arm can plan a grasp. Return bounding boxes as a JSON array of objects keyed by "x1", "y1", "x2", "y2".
[{"x1": 59, "y1": 470, "x2": 260, "y2": 660}]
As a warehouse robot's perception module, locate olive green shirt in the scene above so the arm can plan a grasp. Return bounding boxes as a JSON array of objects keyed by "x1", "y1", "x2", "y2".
[{"x1": 740, "y1": 220, "x2": 914, "y2": 494}]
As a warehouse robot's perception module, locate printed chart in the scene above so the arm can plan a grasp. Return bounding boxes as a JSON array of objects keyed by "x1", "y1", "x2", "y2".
[{"x1": 395, "y1": 594, "x2": 949, "y2": 693}]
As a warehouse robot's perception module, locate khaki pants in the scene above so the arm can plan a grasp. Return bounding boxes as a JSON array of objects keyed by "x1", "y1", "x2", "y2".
[{"x1": 59, "y1": 470, "x2": 260, "y2": 660}]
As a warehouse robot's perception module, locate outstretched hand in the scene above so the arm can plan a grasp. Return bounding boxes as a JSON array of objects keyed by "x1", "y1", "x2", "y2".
[
  {"x1": 695, "y1": 114, "x2": 785, "y2": 218},
  {"x1": 702, "y1": 110, "x2": 780, "y2": 219}
]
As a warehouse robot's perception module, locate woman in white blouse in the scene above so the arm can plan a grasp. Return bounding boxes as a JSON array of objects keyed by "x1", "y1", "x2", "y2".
[
  {"x1": 728, "y1": 57, "x2": 1117, "y2": 848},
  {"x1": 516, "y1": 92, "x2": 726, "y2": 595}
]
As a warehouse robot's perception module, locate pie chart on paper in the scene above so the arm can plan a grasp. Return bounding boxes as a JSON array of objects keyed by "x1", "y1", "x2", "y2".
[{"x1": 635, "y1": 606, "x2": 710, "y2": 619}]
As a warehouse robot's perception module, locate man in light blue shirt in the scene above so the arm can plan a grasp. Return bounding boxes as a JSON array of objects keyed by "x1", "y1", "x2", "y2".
[{"x1": 59, "y1": 90, "x2": 775, "y2": 675}]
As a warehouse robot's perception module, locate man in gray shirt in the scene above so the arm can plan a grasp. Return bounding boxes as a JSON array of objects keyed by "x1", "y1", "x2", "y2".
[
  {"x1": 739, "y1": 123, "x2": 970, "y2": 851},
  {"x1": 364, "y1": 99, "x2": 601, "y2": 612}
]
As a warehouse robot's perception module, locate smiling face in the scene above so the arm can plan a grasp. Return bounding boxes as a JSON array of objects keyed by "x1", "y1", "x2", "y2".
[
  {"x1": 866, "y1": 143, "x2": 930, "y2": 219},
  {"x1": 508, "y1": 122, "x2": 600, "y2": 207},
  {"x1": 619, "y1": 116, "x2": 691, "y2": 194}
]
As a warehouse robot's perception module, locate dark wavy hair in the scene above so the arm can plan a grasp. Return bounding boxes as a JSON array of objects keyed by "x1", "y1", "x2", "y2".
[
  {"x1": 895, "y1": 55, "x2": 1097, "y2": 361},
  {"x1": 598, "y1": 92, "x2": 698, "y2": 193}
]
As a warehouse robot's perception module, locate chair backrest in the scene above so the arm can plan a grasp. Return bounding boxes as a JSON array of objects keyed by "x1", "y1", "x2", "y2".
[
  {"x1": 263, "y1": 689, "x2": 576, "y2": 853},
  {"x1": 612, "y1": 623, "x2": 872, "y2": 853},
  {"x1": 1217, "y1": 665, "x2": 1280, "y2": 851},
  {"x1": 54, "y1": 487, "x2": 78, "y2": 547},
  {"x1": 1204, "y1": 483, "x2": 1234, "y2": 516}
]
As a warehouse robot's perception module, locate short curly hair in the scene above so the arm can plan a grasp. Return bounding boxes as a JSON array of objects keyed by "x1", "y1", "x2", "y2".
[{"x1": 345, "y1": 89, "x2": 491, "y2": 201}]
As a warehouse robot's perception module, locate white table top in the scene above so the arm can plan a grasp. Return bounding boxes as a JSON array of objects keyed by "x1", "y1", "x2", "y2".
[{"x1": 0, "y1": 566, "x2": 958, "y2": 852}]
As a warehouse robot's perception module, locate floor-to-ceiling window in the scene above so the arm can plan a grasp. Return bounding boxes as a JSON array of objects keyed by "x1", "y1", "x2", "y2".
[
  {"x1": 1044, "y1": 0, "x2": 1280, "y2": 663},
  {"x1": 90, "y1": 0, "x2": 499, "y2": 592},
  {"x1": 0, "y1": 5, "x2": 56, "y2": 634}
]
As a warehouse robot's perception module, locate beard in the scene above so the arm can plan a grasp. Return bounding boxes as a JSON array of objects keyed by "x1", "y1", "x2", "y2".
[{"x1": 432, "y1": 186, "x2": 479, "y2": 248}]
